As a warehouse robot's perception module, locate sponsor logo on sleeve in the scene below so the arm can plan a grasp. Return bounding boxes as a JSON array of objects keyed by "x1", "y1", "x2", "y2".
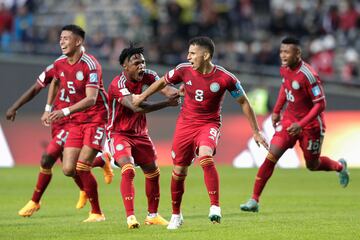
[
  {"x1": 38, "y1": 72, "x2": 46, "y2": 82},
  {"x1": 168, "y1": 69, "x2": 175, "y2": 78},
  {"x1": 119, "y1": 88, "x2": 130, "y2": 95},
  {"x1": 312, "y1": 85, "x2": 321, "y2": 96},
  {"x1": 89, "y1": 73, "x2": 98, "y2": 83}
]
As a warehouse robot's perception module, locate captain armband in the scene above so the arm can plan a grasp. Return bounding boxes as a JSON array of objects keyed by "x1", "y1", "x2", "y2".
[{"x1": 230, "y1": 81, "x2": 245, "y2": 98}]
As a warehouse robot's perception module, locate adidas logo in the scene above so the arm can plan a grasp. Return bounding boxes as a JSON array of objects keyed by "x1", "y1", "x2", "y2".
[
  {"x1": 186, "y1": 80, "x2": 192, "y2": 85},
  {"x1": 60, "y1": 72, "x2": 64, "y2": 77}
]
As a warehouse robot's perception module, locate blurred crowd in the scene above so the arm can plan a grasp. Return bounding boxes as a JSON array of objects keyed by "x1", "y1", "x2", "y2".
[{"x1": 1, "y1": 0, "x2": 360, "y2": 83}]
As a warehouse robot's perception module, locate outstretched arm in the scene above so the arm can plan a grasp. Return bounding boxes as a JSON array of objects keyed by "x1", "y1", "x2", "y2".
[
  {"x1": 6, "y1": 83, "x2": 43, "y2": 121},
  {"x1": 132, "y1": 77, "x2": 168, "y2": 107},
  {"x1": 122, "y1": 93, "x2": 180, "y2": 113},
  {"x1": 237, "y1": 95, "x2": 269, "y2": 150}
]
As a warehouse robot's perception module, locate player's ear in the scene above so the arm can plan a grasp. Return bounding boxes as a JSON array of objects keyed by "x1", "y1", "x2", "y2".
[
  {"x1": 203, "y1": 51, "x2": 211, "y2": 61},
  {"x1": 75, "y1": 37, "x2": 83, "y2": 47}
]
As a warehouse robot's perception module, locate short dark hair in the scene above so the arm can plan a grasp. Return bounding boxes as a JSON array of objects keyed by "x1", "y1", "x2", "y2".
[
  {"x1": 189, "y1": 36, "x2": 215, "y2": 58},
  {"x1": 62, "y1": 24, "x2": 85, "y2": 39},
  {"x1": 281, "y1": 36, "x2": 300, "y2": 46},
  {"x1": 119, "y1": 42, "x2": 144, "y2": 65}
]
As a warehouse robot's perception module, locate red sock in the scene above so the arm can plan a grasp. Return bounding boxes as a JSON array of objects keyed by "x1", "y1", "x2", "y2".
[
  {"x1": 316, "y1": 156, "x2": 342, "y2": 171},
  {"x1": 199, "y1": 156, "x2": 219, "y2": 206},
  {"x1": 73, "y1": 173, "x2": 84, "y2": 191},
  {"x1": 171, "y1": 171, "x2": 186, "y2": 214},
  {"x1": 120, "y1": 164, "x2": 135, "y2": 217},
  {"x1": 92, "y1": 155, "x2": 105, "y2": 168},
  {"x1": 252, "y1": 157, "x2": 276, "y2": 202},
  {"x1": 31, "y1": 168, "x2": 52, "y2": 203},
  {"x1": 145, "y1": 168, "x2": 160, "y2": 214},
  {"x1": 76, "y1": 161, "x2": 101, "y2": 214}
]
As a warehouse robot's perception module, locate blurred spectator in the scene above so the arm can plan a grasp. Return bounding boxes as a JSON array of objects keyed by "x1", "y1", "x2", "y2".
[
  {"x1": 0, "y1": 3, "x2": 13, "y2": 51},
  {"x1": 1, "y1": 0, "x2": 360, "y2": 84},
  {"x1": 309, "y1": 36, "x2": 336, "y2": 79},
  {"x1": 342, "y1": 48, "x2": 359, "y2": 82},
  {"x1": 13, "y1": 4, "x2": 33, "y2": 51},
  {"x1": 73, "y1": 0, "x2": 87, "y2": 31}
]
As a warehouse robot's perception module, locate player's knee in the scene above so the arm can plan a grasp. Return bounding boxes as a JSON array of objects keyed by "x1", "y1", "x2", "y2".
[
  {"x1": 305, "y1": 160, "x2": 319, "y2": 171},
  {"x1": 172, "y1": 165, "x2": 187, "y2": 180},
  {"x1": 41, "y1": 153, "x2": 56, "y2": 169},
  {"x1": 62, "y1": 166, "x2": 76, "y2": 177}
]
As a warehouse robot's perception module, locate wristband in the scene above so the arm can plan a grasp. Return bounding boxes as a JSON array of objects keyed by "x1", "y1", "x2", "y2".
[
  {"x1": 61, "y1": 107, "x2": 71, "y2": 116},
  {"x1": 45, "y1": 104, "x2": 52, "y2": 112}
]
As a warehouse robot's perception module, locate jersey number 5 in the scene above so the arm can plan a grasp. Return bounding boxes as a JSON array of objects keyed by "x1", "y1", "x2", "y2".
[{"x1": 59, "y1": 81, "x2": 76, "y2": 103}]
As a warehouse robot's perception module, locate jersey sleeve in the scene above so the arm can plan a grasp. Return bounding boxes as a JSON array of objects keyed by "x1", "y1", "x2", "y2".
[
  {"x1": 37, "y1": 64, "x2": 55, "y2": 88},
  {"x1": 303, "y1": 74, "x2": 325, "y2": 103},
  {"x1": 164, "y1": 65, "x2": 183, "y2": 85},
  {"x1": 226, "y1": 75, "x2": 246, "y2": 99},
  {"x1": 144, "y1": 69, "x2": 160, "y2": 85},
  {"x1": 111, "y1": 76, "x2": 131, "y2": 102}
]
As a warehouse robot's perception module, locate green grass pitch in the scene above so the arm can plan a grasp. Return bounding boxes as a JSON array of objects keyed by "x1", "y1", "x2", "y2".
[{"x1": 0, "y1": 166, "x2": 359, "y2": 240}]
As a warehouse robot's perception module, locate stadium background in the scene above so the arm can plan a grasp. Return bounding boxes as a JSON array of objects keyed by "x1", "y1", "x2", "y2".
[{"x1": 0, "y1": 0, "x2": 359, "y2": 168}]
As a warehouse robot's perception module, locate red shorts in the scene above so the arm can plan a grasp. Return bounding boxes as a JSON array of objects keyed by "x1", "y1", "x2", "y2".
[
  {"x1": 108, "y1": 133, "x2": 156, "y2": 166},
  {"x1": 46, "y1": 122, "x2": 72, "y2": 160},
  {"x1": 171, "y1": 121, "x2": 220, "y2": 166},
  {"x1": 271, "y1": 119, "x2": 325, "y2": 161},
  {"x1": 64, "y1": 123, "x2": 106, "y2": 151}
]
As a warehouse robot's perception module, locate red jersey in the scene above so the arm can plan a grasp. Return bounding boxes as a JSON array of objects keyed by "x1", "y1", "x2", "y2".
[
  {"x1": 165, "y1": 63, "x2": 240, "y2": 123},
  {"x1": 279, "y1": 61, "x2": 326, "y2": 129},
  {"x1": 107, "y1": 69, "x2": 159, "y2": 135},
  {"x1": 37, "y1": 63, "x2": 70, "y2": 126},
  {"x1": 53, "y1": 53, "x2": 108, "y2": 124}
]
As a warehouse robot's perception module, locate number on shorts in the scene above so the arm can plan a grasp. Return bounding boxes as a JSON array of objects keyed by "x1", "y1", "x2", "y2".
[
  {"x1": 209, "y1": 128, "x2": 219, "y2": 141},
  {"x1": 56, "y1": 129, "x2": 68, "y2": 143},
  {"x1": 306, "y1": 139, "x2": 320, "y2": 154}
]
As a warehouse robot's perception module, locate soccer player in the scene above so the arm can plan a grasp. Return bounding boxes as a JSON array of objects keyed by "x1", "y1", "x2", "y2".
[
  {"x1": 5, "y1": 63, "x2": 113, "y2": 217},
  {"x1": 107, "y1": 44, "x2": 180, "y2": 229},
  {"x1": 240, "y1": 37, "x2": 350, "y2": 213},
  {"x1": 132, "y1": 36, "x2": 268, "y2": 229},
  {"x1": 45, "y1": 24, "x2": 108, "y2": 222}
]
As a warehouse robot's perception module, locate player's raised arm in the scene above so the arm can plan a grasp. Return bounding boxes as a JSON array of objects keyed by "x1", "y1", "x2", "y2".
[
  {"x1": 132, "y1": 76, "x2": 168, "y2": 107},
  {"x1": 6, "y1": 83, "x2": 43, "y2": 121},
  {"x1": 236, "y1": 95, "x2": 269, "y2": 150}
]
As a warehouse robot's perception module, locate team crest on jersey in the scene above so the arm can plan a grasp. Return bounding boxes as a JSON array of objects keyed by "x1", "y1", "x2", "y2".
[
  {"x1": 76, "y1": 71, "x2": 84, "y2": 81},
  {"x1": 275, "y1": 124, "x2": 283, "y2": 132},
  {"x1": 291, "y1": 80, "x2": 300, "y2": 90},
  {"x1": 116, "y1": 144, "x2": 124, "y2": 151},
  {"x1": 210, "y1": 82, "x2": 220, "y2": 93},
  {"x1": 168, "y1": 69, "x2": 175, "y2": 78}
]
